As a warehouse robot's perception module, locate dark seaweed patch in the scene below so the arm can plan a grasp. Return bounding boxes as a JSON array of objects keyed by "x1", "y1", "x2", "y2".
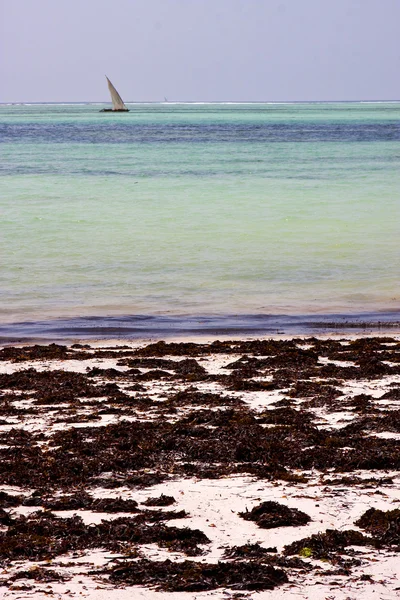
[
  {"x1": 167, "y1": 388, "x2": 244, "y2": 407},
  {"x1": 284, "y1": 529, "x2": 371, "y2": 560},
  {"x1": 227, "y1": 377, "x2": 277, "y2": 392},
  {"x1": 90, "y1": 471, "x2": 167, "y2": 489},
  {"x1": 322, "y1": 475, "x2": 394, "y2": 487},
  {"x1": 0, "y1": 369, "x2": 110, "y2": 402},
  {"x1": 258, "y1": 407, "x2": 314, "y2": 426},
  {"x1": 117, "y1": 357, "x2": 177, "y2": 369},
  {"x1": 381, "y1": 387, "x2": 400, "y2": 400},
  {"x1": 106, "y1": 558, "x2": 288, "y2": 591},
  {"x1": 86, "y1": 366, "x2": 126, "y2": 378},
  {"x1": 0, "y1": 491, "x2": 23, "y2": 508},
  {"x1": 289, "y1": 381, "x2": 341, "y2": 399},
  {"x1": 25, "y1": 492, "x2": 141, "y2": 514},
  {"x1": 222, "y1": 545, "x2": 313, "y2": 571},
  {"x1": 142, "y1": 494, "x2": 176, "y2": 506},
  {"x1": 0, "y1": 509, "x2": 13, "y2": 525},
  {"x1": 0, "y1": 344, "x2": 89, "y2": 363},
  {"x1": 340, "y1": 410, "x2": 400, "y2": 435},
  {"x1": 355, "y1": 508, "x2": 400, "y2": 546},
  {"x1": 9, "y1": 567, "x2": 70, "y2": 583},
  {"x1": 223, "y1": 543, "x2": 277, "y2": 558},
  {"x1": 239, "y1": 501, "x2": 311, "y2": 529},
  {"x1": 0, "y1": 512, "x2": 209, "y2": 560}
]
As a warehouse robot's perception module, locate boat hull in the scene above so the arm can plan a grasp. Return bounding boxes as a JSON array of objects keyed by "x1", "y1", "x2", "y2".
[{"x1": 100, "y1": 108, "x2": 130, "y2": 112}]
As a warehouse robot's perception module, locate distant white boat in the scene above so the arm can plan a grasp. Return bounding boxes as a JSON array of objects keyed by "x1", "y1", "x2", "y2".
[{"x1": 100, "y1": 76, "x2": 129, "y2": 112}]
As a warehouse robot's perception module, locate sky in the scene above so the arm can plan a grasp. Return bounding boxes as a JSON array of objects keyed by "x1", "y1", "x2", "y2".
[{"x1": 1, "y1": 0, "x2": 399, "y2": 102}]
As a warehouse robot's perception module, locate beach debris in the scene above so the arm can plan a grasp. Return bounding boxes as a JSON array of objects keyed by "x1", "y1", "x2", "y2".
[
  {"x1": 355, "y1": 507, "x2": 400, "y2": 546},
  {"x1": 223, "y1": 543, "x2": 278, "y2": 558},
  {"x1": 239, "y1": 501, "x2": 311, "y2": 529},
  {"x1": 0, "y1": 491, "x2": 23, "y2": 507},
  {"x1": 8, "y1": 566, "x2": 70, "y2": 583},
  {"x1": 142, "y1": 493, "x2": 176, "y2": 506},
  {"x1": 223, "y1": 545, "x2": 314, "y2": 572},
  {"x1": 106, "y1": 558, "x2": 288, "y2": 591},
  {"x1": 283, "y1": 529, "x2": 371, "y2": 560},
  {"x1": 0, "y1": 511, "x2": 209, "y2": 560}
]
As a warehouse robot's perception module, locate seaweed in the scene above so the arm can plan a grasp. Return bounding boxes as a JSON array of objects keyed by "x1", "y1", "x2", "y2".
[
  {"x1": 132, "y1": 339, "x2": 312, "y2": 359},
  {"x1": 381, "y1": 387, "x2": 400, "y2": 400},
  {"x1": 0, "y1": 369, "x2": 107, "y2": 401},
  {"x1": 222, "y1": 545, "x2": 313, "y2": 571},
  {"x1": 90, "y1": 472, "x2": 167, "y2": 489},
  {"x1": 86, "y1": 366, "x2": 126, "y2": 378},
  {"x1": 1, "y1": 398, "x2": 399, "y2": 489},
  {"x1": 0, "y1": 491, "x2": 23, "y2": 508},
  {"x1": 0, "y1": 509, "x2": 13, "y2": 525},
  {"x1": 239, "y1": 501, "x2": 311, "y2": 529},
  {"x1": 106, "y1": 558, "x2": 288, "y2": 591},
  {"x1": 258, "y1": 407, "x2": 314, "y2": 426},
  {"x1": 117, "y1": 357, "x2": 177, "y2": 369},
  {"x1": 24, "y1": 491, "x2": 141, "y2": 513},
  {"x1": 0, "y1": 511, "x2": 209, "y2": 560},
  {"x1": 223, "y1": 543, "x2": 277, "y2": 558},
  {"x1": 0, "y1": 343, "x2": 89, "y2": 363},
  {"x1": 284, "y1": 529, "x2": 371, "y2": 560},
  {"x1": 288, "y1": 381, "x2": 340, "y2": 399},
  {"x1": 142, "y1": 494, "x2": 176, "y2": 506},
  {"x1": 322, "y1": 475, "x2": 394, "y2": 487},
  {"x1": 355, "y1": 508, "x2": 400, "y2": 546},
  {"x1": 227, "y1": 377, "x2": 277, "y2": 392},
  {"x1": 9, "y1": 567, "x2": 70, "y2": 583},
  {"x1": 167, "y1": 389, "x2": 244, "y2": 407}
]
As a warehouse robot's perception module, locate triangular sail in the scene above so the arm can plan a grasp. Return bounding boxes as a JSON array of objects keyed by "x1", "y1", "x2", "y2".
[{"x1": 106, "y1": 76, "x2": 127, "y2": 111}]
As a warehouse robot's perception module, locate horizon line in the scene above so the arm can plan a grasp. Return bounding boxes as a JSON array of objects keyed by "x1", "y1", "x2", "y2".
[{"x1": 1, "y1": 99, "x2": 400, "y2": 105}]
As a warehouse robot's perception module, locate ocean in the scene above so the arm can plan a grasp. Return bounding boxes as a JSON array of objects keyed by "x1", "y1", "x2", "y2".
[{"x1": 1, "y1": 102, "x2": 399, "y2": 339}]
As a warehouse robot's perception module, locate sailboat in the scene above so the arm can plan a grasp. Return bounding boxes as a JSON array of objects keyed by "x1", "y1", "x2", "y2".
[{"x1": 100, "y1": 76, "x2": 129, "y2": 112}]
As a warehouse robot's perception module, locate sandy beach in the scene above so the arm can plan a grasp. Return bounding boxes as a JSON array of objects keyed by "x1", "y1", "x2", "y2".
[{"x1": 0, "y1": 334, "x2": 399, "y2": 598}]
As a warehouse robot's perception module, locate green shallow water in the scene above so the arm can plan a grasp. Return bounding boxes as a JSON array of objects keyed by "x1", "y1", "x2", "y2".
[{"x1": 1, "y1": 102, "x2": 399, "y2": 327}]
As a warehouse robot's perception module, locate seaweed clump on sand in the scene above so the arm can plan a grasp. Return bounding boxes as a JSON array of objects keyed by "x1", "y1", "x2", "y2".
[
  {"x1": 9, "y1": 567, "x2": 70, "y2": 583},
  {"x1": 0, "y1": 343, "x2": 91, "y2": 363},
  {"x1": 283, "y1": 529, "x2": 370, "y2": 561},
  {"x1": 166, "y1": 389, "x2": 244, "y2": 408},
  {"x1": 321, "y1": 475, "x2": 394, "y2": 487},
  {"x1": 355, "y1": 508, "x2": 400, "y2": 547},
  {"x1": 142, "y1": 494, "x2": 175, "y2": 506},
  {"x1": 239, "y1": 501, "x2": 311, "y2": 529},
  {"x1": 223, "y1": 543, "x2": 278, "y2": 558},
  {"x1": 0, "y1": 512, "x2": 210, "y2": 560},
  {"x1": 107, "y1": 558, "x2": 288, "y2": 591},
  {"x1": 23, "y1": 492, "x2": 187, "y2": 520},
  {"x1": 0, "y1": 491, "x2": 23, "y2": 508},
  {"x1": 223, "y1": 544, "x2": 313, "y2": 571},
  {"x1": 23, "y1": 491, "x2": 141, "y2": 514},
  {"x1": 0, "y1": 369, "x2": 110, "y2": 404}
]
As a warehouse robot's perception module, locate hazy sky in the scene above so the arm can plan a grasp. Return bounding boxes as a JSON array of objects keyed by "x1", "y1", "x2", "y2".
[{"x1": 1, "y1": 0, "x2": 399, "y2": 102}]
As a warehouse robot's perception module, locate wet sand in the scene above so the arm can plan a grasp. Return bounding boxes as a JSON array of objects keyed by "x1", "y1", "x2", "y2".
[{"x1": 0, "y1": 335, "x2": 399, "y2": 598}]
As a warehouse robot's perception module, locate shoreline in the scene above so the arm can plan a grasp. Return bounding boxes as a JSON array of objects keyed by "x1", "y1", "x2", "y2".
[{"x1": 1, "y1": 310, "x2": 400, "y2": 344}]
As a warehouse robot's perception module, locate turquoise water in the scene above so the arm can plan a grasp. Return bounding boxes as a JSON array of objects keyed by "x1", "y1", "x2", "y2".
[{"x1": 1, "y1": 102, "x2": 399, "y2": 335}]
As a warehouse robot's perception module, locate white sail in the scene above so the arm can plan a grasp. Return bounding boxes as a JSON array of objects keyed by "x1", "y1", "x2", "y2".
[{"x1": 106, "y1": 76, "x2": 127, "y2": 111}]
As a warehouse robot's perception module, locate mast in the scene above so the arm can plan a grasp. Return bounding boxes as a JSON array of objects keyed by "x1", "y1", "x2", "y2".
[{"x1": 105, "y1": 76, "x2": 128, "y2": 111}]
